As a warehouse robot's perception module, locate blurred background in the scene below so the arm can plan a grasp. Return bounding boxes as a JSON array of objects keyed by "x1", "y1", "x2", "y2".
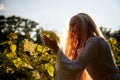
[{"x1": 0, "y1": 0, "x2": 120, "y2": 80}]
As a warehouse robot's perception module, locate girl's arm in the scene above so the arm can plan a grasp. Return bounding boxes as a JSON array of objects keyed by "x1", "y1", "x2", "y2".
[{"x1": 58, "y1": 37, "x2": 100, "y2": 76}]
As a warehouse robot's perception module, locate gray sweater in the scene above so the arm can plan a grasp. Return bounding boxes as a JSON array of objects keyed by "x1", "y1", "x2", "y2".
[{"x1": 55, "y1": 37, "x2": 120, "y2": 80}]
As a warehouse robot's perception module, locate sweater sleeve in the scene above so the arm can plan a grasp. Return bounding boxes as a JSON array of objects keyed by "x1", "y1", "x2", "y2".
[{"x1": 58, "y1": 37, "x2": 100, "y2": 75}]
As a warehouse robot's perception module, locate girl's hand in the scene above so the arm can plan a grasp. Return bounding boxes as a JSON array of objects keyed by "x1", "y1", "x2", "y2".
[{"x1": 42, "y1": 35, "x2": 59, "y2": 52}]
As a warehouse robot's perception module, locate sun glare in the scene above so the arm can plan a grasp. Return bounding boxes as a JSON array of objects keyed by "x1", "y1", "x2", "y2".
[{"x1": 60, "y1": 22, "x2": 69, "y2": 53}]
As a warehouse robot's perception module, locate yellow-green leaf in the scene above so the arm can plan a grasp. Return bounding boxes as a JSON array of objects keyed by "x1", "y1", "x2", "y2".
[
  {"x1": 45, "y1": 63, "x2": 54, "y2": 77},
  {"x1": 36, "y1": 45, "x2": 42, "y2": 52},
  {"x1": 10, "y1": 44, "x2": 17, "y2": 52},
  {"x1": 6, "y1": 52, "x2": 16, "y2": 59},
  {"x1": 12, "y1": 57, "x2": 22, "y2": 68}
]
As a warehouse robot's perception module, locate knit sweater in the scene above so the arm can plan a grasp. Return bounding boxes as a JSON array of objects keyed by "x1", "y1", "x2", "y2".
[{"x1": 55, "y1": 36, "x2": 120, "y2": 80}]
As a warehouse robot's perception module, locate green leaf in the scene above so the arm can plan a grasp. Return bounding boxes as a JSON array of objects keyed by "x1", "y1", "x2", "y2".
[
  {"x1": 36, "y1": 45, "x2": 42, "y2": 52},
  {"x1": 10, "y1": 44, "x2": 17, "y2": 52},
  {"x1": 21, "y1": 54, "x2": 30, "y2": 63},
  {"x1": 45, "y1": 63, "x2": 54, "y2": 77},
  {"x1": 12, "y1": 57, "x2": 22, "y2": 68}
]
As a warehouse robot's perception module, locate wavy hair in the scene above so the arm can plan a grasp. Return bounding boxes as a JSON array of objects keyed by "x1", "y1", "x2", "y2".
[{"x1": 65, "y1": 13, "x2": 104, "y2": 60}]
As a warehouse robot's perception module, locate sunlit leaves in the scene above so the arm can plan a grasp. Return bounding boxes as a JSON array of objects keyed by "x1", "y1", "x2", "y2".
[
  {"x1": 31, "y1": 70, "x2": 40, "y2": 80},
  {"x1": 20, "y1": 39, "x2": 56, "y2": 79},
  {"x1": 7, "y1": 41, "x2": 12, "y2": 45},
  {"x1": 40, "y1": 52, "x2": 49, "y2": 61},
  {"x1": 6, "y1": 67, "x2": 14, "y2": 73},
  {"x1": 21, "y1": 54, "x2": 30, "y2": 64},
  {"x1": 36, "y1": 45, "x2": 43, "y2": 52},
  {"x1": 7, "y1": 32, "x2": 18, "y2": 40},
  {"x1": 109, "y1": 38, "x2": 117, "y2": 45},
  {"x1": 12, "y1": 57, "x2": 22, "y2": 68},
  {"x1": 23, "y1": 39, "x2": 37, "y2": 55},
  {"x1": 10, "y1": 44, "x2": 17, "y2": 52},
  {"x1": 6, "y1": 52, "x2": 16, "y2": 59},
  {"x1": 45, "y1": 63, "x2": 54, "y2": 77},
  {"x1": 0, "y1": 15, "x2": 58, "y2": 79},
  {"x1": 109, "y1": 38, "x2": 120, "y2": 67},
  {"x1": 1, "y1": 31, "x2": 57, "y2": 80}
]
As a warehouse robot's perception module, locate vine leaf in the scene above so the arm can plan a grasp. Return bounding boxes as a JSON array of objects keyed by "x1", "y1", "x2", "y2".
[
  {"x1": 10, "y1": 44, "x2": 17, "y2": 52},
  {"x1": 45, "y1": 63, "x2": 54, "y2": 77}
]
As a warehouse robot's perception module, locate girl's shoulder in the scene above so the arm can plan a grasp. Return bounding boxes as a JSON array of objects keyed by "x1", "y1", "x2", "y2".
[
  {"x1": 86, "y1": 36, "x2": 107, "y2": 46},
  {"x1": 87, "y1": 36, "x2": 110, "y2": 48},
  {"x1": 88, "y1": 36, "x2": 105, "y2": 40},
  {"x1": 87, "y1": 36, "x2": 104, "y2": 42}
]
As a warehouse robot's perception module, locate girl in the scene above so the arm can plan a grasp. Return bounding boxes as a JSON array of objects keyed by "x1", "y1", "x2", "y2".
[{"x1": 43, "y1": 13, "x2": 120, "y2": 80}]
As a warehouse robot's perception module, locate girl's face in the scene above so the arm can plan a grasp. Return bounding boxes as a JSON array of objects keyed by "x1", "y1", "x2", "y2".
[
  {"x1": 69, "y1": 16, "x2": 83, "y2": 39},
  {"x1": 69, "y1": 18, "x2": 82, "y2": 39}
]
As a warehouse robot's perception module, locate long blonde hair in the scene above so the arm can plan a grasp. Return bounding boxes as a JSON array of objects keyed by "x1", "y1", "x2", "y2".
[{"x1": 65, "y1": 13, "x2": 104, "y2": 60}]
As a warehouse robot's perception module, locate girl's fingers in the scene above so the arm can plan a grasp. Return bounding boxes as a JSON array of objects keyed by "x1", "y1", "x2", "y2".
[
  {"x1": 42, "y1": 35, "x2": 58, "y2": 49},
  {"x1": 43, "y1": 35, "x2": 49, "y2": 40}
]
